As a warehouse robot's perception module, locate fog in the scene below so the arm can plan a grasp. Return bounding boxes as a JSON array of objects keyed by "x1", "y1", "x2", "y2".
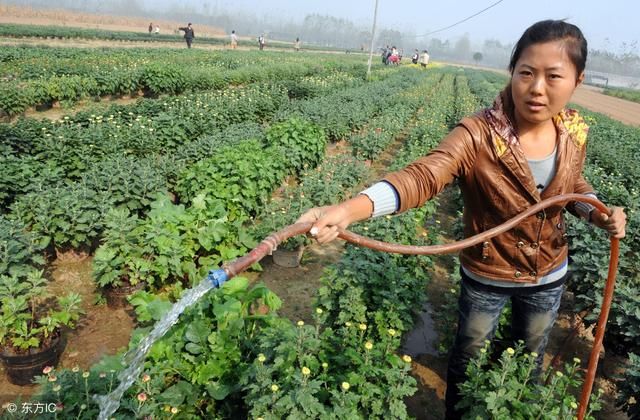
[{"x1": 3, "y1": 0, "x2": 640, "y2": 87}]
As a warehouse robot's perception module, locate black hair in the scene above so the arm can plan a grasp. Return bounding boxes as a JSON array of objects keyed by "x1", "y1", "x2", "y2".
[{"x1": 509, "y1": 20, "x2": 587, "y2": 78}]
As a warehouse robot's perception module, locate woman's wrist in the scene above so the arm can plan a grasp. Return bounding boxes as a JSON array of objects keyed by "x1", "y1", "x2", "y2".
[{"x1": 340, "y1": 195, "x2": 374, "y2": 225}]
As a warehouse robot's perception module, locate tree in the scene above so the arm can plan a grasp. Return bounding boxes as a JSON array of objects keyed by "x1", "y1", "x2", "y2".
[{"x1": 473, "y1": 52, "x2": 483, "y2": 64}]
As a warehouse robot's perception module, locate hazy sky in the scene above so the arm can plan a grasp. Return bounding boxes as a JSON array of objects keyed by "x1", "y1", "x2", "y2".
[{"x1": 152, "y1": 0, "x2": 638, "y2": 52}]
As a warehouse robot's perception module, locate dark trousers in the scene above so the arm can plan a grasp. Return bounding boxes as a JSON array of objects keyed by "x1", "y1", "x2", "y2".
[
  {"x1": 186, "y1": 38, "x2": 192, "y2": 48},
  {"x1": 444, "y1": 272, "x2": 565, "y2": 419}
]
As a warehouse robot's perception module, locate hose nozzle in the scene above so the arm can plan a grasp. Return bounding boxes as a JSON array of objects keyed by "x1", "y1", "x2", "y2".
[{"x1": 207, "y1": 269, "x2": 228, "y2": 288}]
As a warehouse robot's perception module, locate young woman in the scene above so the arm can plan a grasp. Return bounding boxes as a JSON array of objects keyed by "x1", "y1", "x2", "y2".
[{"x1": 296, "y1": 20, "x2": 626, "y2": 418}]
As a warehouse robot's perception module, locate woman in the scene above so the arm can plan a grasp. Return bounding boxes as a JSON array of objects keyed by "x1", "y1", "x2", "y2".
[{"x1": 296, "y1": 20, "x2": 626, "y2": 419}]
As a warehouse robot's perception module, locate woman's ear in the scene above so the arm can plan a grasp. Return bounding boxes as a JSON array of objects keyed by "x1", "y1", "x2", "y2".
[{"x1": 576, "y1": 71, "x2": 585, "y2": 87}]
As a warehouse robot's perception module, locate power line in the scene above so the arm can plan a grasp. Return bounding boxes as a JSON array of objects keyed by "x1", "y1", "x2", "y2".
[{"x1": 412, "y1": 0, "x2": 505, "y2": 38}]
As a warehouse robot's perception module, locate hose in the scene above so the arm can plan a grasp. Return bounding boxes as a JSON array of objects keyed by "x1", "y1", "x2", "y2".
[{"x1": 213, "y1": 193, "x2": 619, "y2": 419}]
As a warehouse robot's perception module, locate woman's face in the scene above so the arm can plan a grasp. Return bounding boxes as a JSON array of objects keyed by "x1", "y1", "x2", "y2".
[{"x1": 511, "y1": 40, "x2": 584, "y2": 128}]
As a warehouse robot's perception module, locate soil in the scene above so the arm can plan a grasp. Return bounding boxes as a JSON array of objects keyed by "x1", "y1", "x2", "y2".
[
  {"x1": 0, "y1": 4, "x2": 225, "y2": 38},
  {"x1": 0, "y1": 257, "x2": 134, "y2": 407}
]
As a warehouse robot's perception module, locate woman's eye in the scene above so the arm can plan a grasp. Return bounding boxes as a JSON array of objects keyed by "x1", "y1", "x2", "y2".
[
  {"x1": 549, "y1": 74, "x2": 562, "y2": 79},
  {"x1": 519, "y1": 71, "x2": 532, "y2": 77}
]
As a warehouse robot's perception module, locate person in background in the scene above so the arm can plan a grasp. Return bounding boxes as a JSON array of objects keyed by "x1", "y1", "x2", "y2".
[
  {"x1": 178, "y1": 23, "x2": 195, "y2": 48},
  {"x1": 154, "y1": 25, "x2": 160, "y2": 35},
  {"x1": 230, "y1": 30, "x2": 238, "y2": 49},
  {"x1": 294, "y1": 37, "x2": 301, "y2": 52},
  {"x1": 148, "y1": 22, "x2": 153, "y2": 34},
  {"x1": 420, "y1": 49, "x2": 430, "y2": 68},
  {"x1": 411, "y1": 49, "x2": 420, "y2": 64},
  {"x1": 258, "y1": 34, "x2": 266, "y2": 50},
  {"x1": 295, "y1": 19, "x2": 626, "y2": 419}
]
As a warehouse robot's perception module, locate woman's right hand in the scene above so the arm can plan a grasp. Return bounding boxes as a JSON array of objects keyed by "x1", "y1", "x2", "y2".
[
  {"x1": 296, "y1": 205, "x2": 352, "y2": 244},
  {"x1": 296, "y1": 195, "x2": 374, "y2": 244}
]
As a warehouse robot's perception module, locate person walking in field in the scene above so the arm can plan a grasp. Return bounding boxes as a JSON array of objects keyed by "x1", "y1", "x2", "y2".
[
  {"x1": 148, "y1": 22, "x2": 153, "y2": 34},
  {"x1": 294, "y1": 37, "x2": 301, "y2": 51},
  {"x1": 230, "y1": 30, "x2": 238, "y2": 49},
  {"x1": 178, "y1": 23, "x2": 195, "y2": 48},
  {"x1": 258, "y1": 34, "x2": 266, "y2": 50},
  {"x1": 420, "y1": 49, "x2": 430, "y2": 67},
  {"x1": 296, "y1": 20, "x2": 626, "y2": 419},
  {"x1": 411, "y1": 49, "x2": 419, "y2": 64}
]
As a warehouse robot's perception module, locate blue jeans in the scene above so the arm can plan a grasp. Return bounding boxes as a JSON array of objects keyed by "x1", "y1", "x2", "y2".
[{"x1": 444, "y1": 272, "x2": 566, "y2": 419}]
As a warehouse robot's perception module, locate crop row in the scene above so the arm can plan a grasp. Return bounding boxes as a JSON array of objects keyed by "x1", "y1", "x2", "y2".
[{"x1": 0, "y1": 49, "x2": 365, "y2": 117}]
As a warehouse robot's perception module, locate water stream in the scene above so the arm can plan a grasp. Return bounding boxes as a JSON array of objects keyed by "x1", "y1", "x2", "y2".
[{"x1": 95, "y1": 279, "x2": 214, "y2": 420}]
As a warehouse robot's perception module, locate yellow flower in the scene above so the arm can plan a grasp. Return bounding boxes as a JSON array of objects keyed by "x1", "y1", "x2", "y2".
[
  {"x1": 480, "y1": 348, "x2": 487, "y2": 354},
  {"x1": 82, "y1": 371, "x2": 90, "y2": 378},
  {"x1": 506, "y1": 347, "x2": 515, "y2": 356},
  {"x1": 341, "y1": 382, "x2": 350, "y2": 391},
  {"x1": 258, "y1": 354, "x2": 266, "y2": 363},
  {"x1": 556, "y1": 371, "x2": 564, "y2": 377},
  {"x1": 387, "y1": 329, "x2": 396, "y2": 337},
  {"x1": 345, "y1": 322, "x2": 352, "y2": 327},
  {"x1": 402, "y1": 355, "x2": 412, "y2": 363},
  {"x1": 531, "y1": 352, "x2": 539, "y2": 358},
  {"x1": 52, "y1": 385, "x2": 61, "y2": 392},
  {"x1": 297, "y1": 320, "x2": 305, "y2": 327},
  {"x1": 570, "y1": 402, "x2": 578, "y2": 410},
  {"x1": 271, "y1": 384, "x2": 279, "y2": 392},
  {"x1": 364, "y1": 341, "x2": 373, "y2": 350},
  {"x1": 322, "y1": 362, "x2": 328, "y2": 369},
  {"x1": 302, "y1": 367, "x2": 311, "y2": 376},
  {"x1": 316, "y1": 308, "x2": 323, "y2": 314},
  {"x1": 573, "y1": 357, "x2": 581, "y2": 364},
  {"x1": 171, "y1": 407, "x2": 178, "y2": 414},
  {"x1": 142, "y1": 374, "x2": 150, "y2": 383},
  {"x1": 358, "y1": 323, "x2": 367, "y2": 331}
]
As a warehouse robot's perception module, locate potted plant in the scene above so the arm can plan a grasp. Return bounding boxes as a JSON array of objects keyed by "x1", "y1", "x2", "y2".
[
  {"x1": 0, "y1": 270, "x2": 83, "y2": 385},
  {"x1": 272, "y1": 235, "x2": 308, "y2": 268},
  {"x1": 92, "y1": 208, "x2": 147, "y2": 308}
]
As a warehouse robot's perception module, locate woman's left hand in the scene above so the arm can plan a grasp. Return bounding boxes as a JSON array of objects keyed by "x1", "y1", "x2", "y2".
[{"x1": 591, "y1": 206, "x2": 626, "y2": 239}]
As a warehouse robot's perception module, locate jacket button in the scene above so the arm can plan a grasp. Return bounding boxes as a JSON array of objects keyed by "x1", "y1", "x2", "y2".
[
  {"x1": 530, "y1": 242, "x2": 539, "y2": 249},
  {"x1": 516, "y1": 241, "x2": 525, "y2": 248},
  {"x1": 514, "y1": 271, "x2": 522, "y2": 278},
  {"x1": 530, "y1": 271, "x2": 537, "y2": 277},
  {"x1": 536, "y1": 211, "x2": 545, "y2": 219},
  {"x1": 482, "y1": 241, "x2": 490, "y2": 248}
]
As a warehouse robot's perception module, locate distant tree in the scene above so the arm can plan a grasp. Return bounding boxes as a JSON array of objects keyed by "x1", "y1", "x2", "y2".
[
  {"x1": 454, "y1": 34, "x2": 471, "y2": 60},
  {"x1": 473, "y1": 52, "x2": 483, "y2": 64}
]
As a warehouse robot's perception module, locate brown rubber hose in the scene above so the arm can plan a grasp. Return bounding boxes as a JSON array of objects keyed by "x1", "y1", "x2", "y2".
[{"x1": 222, "y1": 193, "x2": 619, "y2": 419}]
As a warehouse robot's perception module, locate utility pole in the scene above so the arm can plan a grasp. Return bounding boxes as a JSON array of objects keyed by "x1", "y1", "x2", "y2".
[{"x1": 366, "y1": 0, "x2": 380, "y2": 79}]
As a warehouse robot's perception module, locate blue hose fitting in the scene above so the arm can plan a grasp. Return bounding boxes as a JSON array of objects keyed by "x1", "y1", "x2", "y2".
[{"x1": 207, "y1": 268, "x2": 228, "y2": 288}]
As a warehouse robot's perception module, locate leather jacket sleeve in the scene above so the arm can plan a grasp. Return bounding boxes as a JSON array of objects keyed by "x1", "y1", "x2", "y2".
[{"x1": 383, "y1": 120, "x2": 481, "y2": 213}]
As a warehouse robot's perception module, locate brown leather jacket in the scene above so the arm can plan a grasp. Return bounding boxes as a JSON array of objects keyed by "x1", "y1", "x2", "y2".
[{"x1": 384, "y1": 89, "x2": 594, "y2": 283}]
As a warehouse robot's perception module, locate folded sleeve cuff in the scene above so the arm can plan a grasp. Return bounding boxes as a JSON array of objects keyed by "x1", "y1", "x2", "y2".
[
  {"x1": 359, "y1": 181, "x2": 399, "y2": 218},
  {"x1": 574, "y1": 193, "x2": 598, "y2": 222}
]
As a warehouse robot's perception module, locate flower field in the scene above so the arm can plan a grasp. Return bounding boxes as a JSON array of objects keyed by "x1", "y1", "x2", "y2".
[{"x1": 1, "y1": 41, "x2": 639, "y2": 419}]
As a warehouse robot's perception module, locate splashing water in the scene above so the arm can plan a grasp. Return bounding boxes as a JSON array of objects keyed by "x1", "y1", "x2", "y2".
[{"x1": 95, "y1": 279, "x2": 215, "y2": 420}]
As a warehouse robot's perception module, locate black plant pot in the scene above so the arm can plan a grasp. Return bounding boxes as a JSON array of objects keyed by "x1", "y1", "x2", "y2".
[{"x1": 0, "y1": 333, "x2": 65, "y2": 386}]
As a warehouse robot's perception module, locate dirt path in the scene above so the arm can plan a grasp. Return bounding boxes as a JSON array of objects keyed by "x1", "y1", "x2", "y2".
[{"x1": 571, "y1": 85, "x2": 640, "y2": 127}]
